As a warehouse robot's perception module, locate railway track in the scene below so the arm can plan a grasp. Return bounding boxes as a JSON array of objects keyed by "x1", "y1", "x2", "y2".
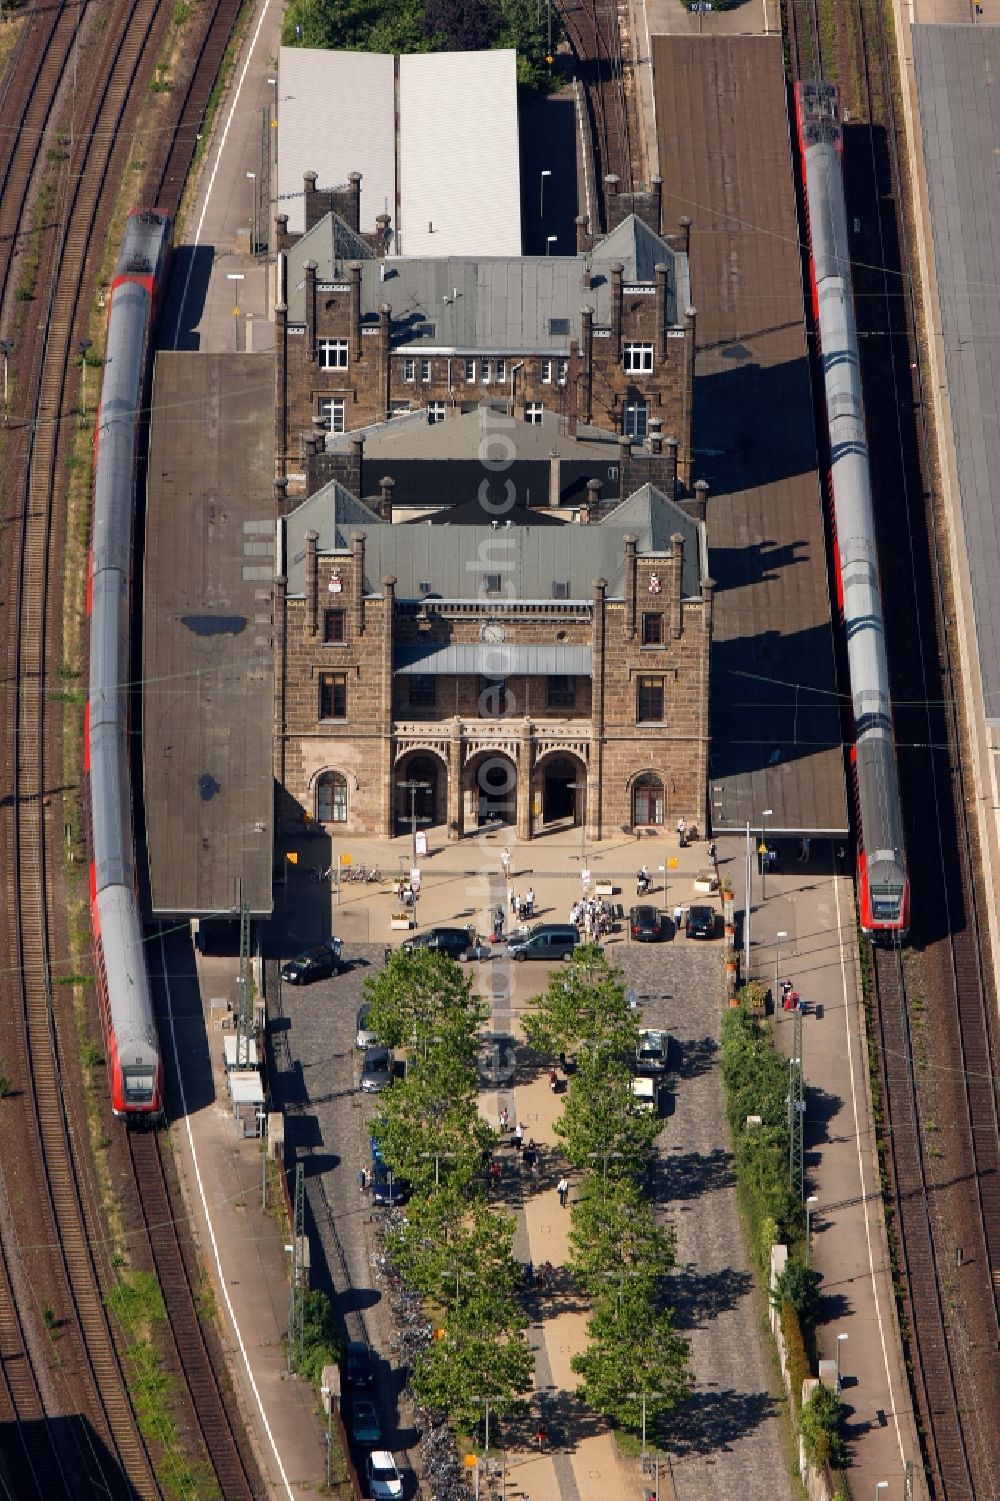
[
  {"x1": 0, "y1": 0, "x2": 252, "y2": 1493},
  {"x1": 785, "y1": 0, "x2": 1000, "y2": 1494},
  {"x1": 129, "y1": 1132, "x2": 263, "y2": 1500},
  {"x1": 556, "y1": 0, "x2": 634, "y2": 230}
]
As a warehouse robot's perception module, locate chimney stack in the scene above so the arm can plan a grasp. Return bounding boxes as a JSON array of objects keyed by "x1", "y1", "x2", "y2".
[
  {"x1": 664, "y1": 435, "x2": 679, "y2": 497},
  {"x1": 378, "y1": 475, "x2": 395, "y2": 520},
  {"x1": 575, "y1": 214, "x2": 591, "y2": 254},
  {"x1": 346, "y1": 171, "x2": 362, "y2": 233},
  {"x1": 586, "y1": 477, "x2": 602, "y2": 522},
  {"x1": 651, "y1": 176, "x2": 664, "y2": 234},
  {"x1": 671, "y1": 532, "x2": 685, "y2": 638},
  {"x1": 350, "y1": 261, "x2": 362, "y2": 359},
  {"x1": 304, "y1": 260, "x2": 317, "y2": 357},
  {"x1": 303, "y1": 170, "x2": 318, "y2": 230}
]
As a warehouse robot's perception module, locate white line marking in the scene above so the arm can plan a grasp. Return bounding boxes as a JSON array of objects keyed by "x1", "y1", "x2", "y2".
[
  {"x1": 833, "y1": 876, "x2": 907, "y2": 1469},
  {"x1": 159, "y1": 928, "x2": 296, "y2": 1500},
  {"x1": 171, "y1": 0, "x2": 275, "y2": 348}
]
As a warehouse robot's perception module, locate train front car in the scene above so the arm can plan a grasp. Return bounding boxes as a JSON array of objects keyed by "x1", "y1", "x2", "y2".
[
  {"x1": 797, "y1": 83, "x2": 909, "y2": 940},
  {"x1": 86, "y1": 209, "x2": 171, "y2": 1119}
]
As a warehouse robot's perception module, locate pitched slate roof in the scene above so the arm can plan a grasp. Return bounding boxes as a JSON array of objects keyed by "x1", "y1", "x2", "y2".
[{"x1": 283, "y1": 480, "x2": 707, "y2": 601}]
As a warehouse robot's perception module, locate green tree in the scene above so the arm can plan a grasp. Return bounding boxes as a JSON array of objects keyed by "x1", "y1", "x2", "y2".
[
  {"x1": 298, "y1": 1290, "x2": 343, "y2": 1386},
  {"x1": 798, "y1": 1382, "x2": 846, "y2": 1469},
  {"x1": 521, "y1": 945, "x2": 638, "y2": 1060},
  {"x1": 423, "y1": 0, "x2": 501, "y2": 48},
  {"x1": 554, "y1": 1049, "x2": 659, "y2": 1177},
  {"x1": 571, "y1": 1285, "x2": 691, "y2": 1429},
  {"x1": 363, "y1": 948, "x2": 488, "y2": 1061},
  {"x1": 411, "y1": 1316, "x2": 534, "y2": 1430},
  {"x1": 772, "y1": 1260, "x2": 822, "y2": 1333},
  {"x1": 496, "y1": 0, "x2": 558, "y2": 87},
  {"x1": 567, "y1": 1177, "x2": 675, "y2": 1300},
  {"x1": 373, "y1": 1046, "x2": 493, "y2": 1191},
  {"x1": 388, "y1": 1191, "x2": 520, "y2": 1318}
]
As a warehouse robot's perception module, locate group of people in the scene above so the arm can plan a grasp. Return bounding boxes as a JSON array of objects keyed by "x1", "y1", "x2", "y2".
[
  {"x1": 568, "y1": 895, "x2": 613, "y2": 939},
  {"x1": 509, "y1": 886, "x2": 535, "y2": 921}
]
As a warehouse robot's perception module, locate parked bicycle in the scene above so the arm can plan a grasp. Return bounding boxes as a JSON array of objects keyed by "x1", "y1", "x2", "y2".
[{"x1": 308, "y1": 864, "x2": 334, "y2": 884}]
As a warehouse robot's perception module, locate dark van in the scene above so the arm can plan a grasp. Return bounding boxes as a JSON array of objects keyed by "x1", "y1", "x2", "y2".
[{"x1": 507, "y1": 924, "x2": 579, "y2": 962}]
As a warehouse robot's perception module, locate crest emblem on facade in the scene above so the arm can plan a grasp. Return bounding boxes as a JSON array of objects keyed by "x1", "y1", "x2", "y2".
[
  {"x1": 329, "y1": 569, "x2": 343, "y2": 594},
  {"x1": 648, "y1": 573, "x2": 662, "y2": 595}
]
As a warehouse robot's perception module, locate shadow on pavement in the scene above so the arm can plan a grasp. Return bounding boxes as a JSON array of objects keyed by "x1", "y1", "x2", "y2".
[
  {"x1": 670, "y1": 1262, "x2": 754, "y2": 1332},
  {"x1": 661, "y1": 1386, "x2": 782, "y2": 1456}
]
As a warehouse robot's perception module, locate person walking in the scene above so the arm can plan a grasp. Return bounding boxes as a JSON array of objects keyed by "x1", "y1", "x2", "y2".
[
  {"x1": 499, "y1": 1104, "x2": 509, "y2": 1132},
  {"x1": 677, "y1": 816, "x2": 687, "y2": 847},
  {"x1": 501, "y1": 847, "x2": 511, "y2": 880},
  {"x1": 557, "y1": 1175, "x2": 569, "y2": 1208},
  {"x1": 514, "y1": 1122, "x2": 524, "y2": 1152},
  {"x1": 798, "y1": 836, "x2": 811, "y2": 862},
  {"x1": 358, "y1": 1167, "x2": 368, "y2": 1193},
  {"x1": 549, "y1": 1068, "x2": 559, "y2": 1093}
]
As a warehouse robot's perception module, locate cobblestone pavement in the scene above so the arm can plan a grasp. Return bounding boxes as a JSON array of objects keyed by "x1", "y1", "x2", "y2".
[{"x1": 269, "y1": 931, "x2": 792, "y2": 1501}]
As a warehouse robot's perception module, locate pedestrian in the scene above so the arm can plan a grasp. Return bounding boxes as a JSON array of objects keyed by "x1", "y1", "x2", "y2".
[
  {"x1": 501, "y1": 847, "x2": 511, "y2": 880},
  {"x1": 557, "y1": 1175, "x2": 569, "y2": 1208},
  {"x1": 524, "y1": 1260, "x2": 534, "y2": 1289},
  {"x1": 798, "y1": 836, "x2": 811, "y2": 862},
  {"x1": 708, "y1": 840, "x2": 717, "y2": 865},
  {"x1": 509, "y1": 886, "x2": 518, "y2": 914},
  {"x1": 535, "y1": 1424, "x2": 548, "y2": 1451},
  {"x1": 525, "y1": 886, "x2": 535, "y2": 915},
  {"x1": 358, "y1": 1167, "x2": 368, "y2": 1193},
  {"x1": 499, "y1": 1104, "x2": 509, "y2": 1132},
  {"x1": 531, "y1": 1156, "x2": 540, "y2": 1182},
  {"x1": 677, "y1": 817, "x2": 687, "y2": 848},
  {"x1": 515, "y1": 1122, "x2": 524, "y2": 1152}
]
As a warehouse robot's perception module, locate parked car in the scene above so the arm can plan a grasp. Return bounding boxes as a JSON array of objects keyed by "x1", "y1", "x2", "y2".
[
  {"x1": 344, "y1": 1341, "x2": 374, "y2": 1387},
  {"x1": 631, "y1": 1074, "x2": 662, "y2": 1115},
  {"x1": 636, "y1": 1028, "x2": 670, "y2": 1074},
  {"x1": 401, "y1": 926, "x2": 472, "y2": 960},
  {"x1": 685, "y1": 904, "x2": 716, "y2": 940},
  {"x1": 629, "y1": 904, "x2": 664, "y2": 942},
  {"x1": 367, "y1": 1452, "x2": 403, "y2": 1501},
  {"x1": 280, "y1": 939, "x2": 343, "y2": 985},
  {"x1": 371, "y1": 1164, "x2": 411, "y2": 1207},
  {"x1": 356, "y1": 1002, "x2": 378, "y2": 1050},
  {"x1": 351, "y1": 1399, "x2": 382, "y2": 1446},
  {"x1": 360, "y1": 1047, "x2": 394, "y2": 1093},
  {"x1": 507, "y1": 924, "x2": 579, "y2": 962}
]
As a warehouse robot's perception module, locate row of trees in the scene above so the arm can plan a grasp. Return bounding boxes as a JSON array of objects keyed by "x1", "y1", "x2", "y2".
[
  {"x1": 364, "y1": 950, "x2": 534, "y2": 1435},
  {"x1": 523, "y1": 948, "x2": 692, "y2": 1434},
  {"x1": 280, "y1": 0, "x2": 558, "y2": 91}
]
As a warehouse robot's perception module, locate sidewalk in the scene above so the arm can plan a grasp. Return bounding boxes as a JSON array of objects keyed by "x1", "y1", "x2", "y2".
[{"x1": 731, "y1": 838, "x2": 926, "y2": 1501}]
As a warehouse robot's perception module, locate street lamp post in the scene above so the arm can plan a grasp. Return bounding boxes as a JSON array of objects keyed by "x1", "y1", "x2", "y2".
[
  {"x1": 226, "y1": 272, "x2": 245, "y2": 349},
  {"x1": 743, "y1": 820, "x2": 752, "y2": 978},
  {"x1": 397, "y1": 778, "x2": 431, "y2": 869},
  {"x1": 540, "y1": 168, "x2": 551, "y2": 224},
  {"x1": 806, "y1": 1194, "x2": 818, "y2": 1261},
  {"x1": 836, "y1": 1332, "x2": 848, "y2": 1392},
  {"x1": 760, "y1": 807, "x2": 773, "y2": 899},
  {"x1": 247, "y1": 170, "x2": 257, "y2": 255},
  {"x1": 0, "y1": 338, "x2": 11, "y2": 409},
  {"x1": 775, "y1": 929, "x2": 788, "y2": 1009},
  {"x1": 78, "y1": 338, "x2": 92, "y2": 415},
  {"x1": 624, "y1": 1390, "x2": 668, "y2": 1465},
  {"x1": 546, "y1": 234, "x2": 557, "y2": 255}
]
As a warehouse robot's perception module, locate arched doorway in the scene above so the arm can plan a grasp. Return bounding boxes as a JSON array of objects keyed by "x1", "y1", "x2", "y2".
[
  {"x1": 395, "y1": 753, "x2": 444, "y2": 832},
  {"x1": 316, "y1": 769, "x2": 349, "y2": 824},
  {"x1": 465, "y1": 751, "x2": 517, "y2": 828},
  {"x1": 631, "y1": 771, "x2": 664, "y2": 827},
  {"x1": 540, "y1": 754, "x2": 585, "y2": 828}
]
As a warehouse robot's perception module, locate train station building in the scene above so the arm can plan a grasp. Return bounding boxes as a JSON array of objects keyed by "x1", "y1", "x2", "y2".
[{"x1": 273, "y1": 473, "x2": 713, "y2": 842}]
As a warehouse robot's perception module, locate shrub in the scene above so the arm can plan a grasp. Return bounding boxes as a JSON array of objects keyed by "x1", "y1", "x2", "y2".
[
  {"x1": 799, "y1": 1382, "x2": 846, "y2": 1469},
  {"x1": 772, "y1": 1259, "x2": 822, "y2": 1334},
  {"x1": 779, "y1": 1300, "x2": 811, "y2": 1413},
  {"x1": 296, "y1": 1290, "x2": 343, "y2": 1388}
]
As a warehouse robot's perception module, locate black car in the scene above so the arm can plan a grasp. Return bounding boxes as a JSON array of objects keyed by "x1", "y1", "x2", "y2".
[
  {"x1": 360, "y1": 1047, "x2": 394, "y2": 1093},
  {"x1": 685, "y1": 905, "x2": 716, "y2": 940},
  {"x1": 629, "y1": 904, "x2": 664, "y2": 942},
  {"x1": 344, "y1": 1340, "x2": 374, "y2": 1387},
  {"x1": 401, "y1": 927, "x2": 471, "y2": 960},
  {"x1": 371, "y1": 1164, "x2": 411, "y2": 1206},
  {"x1": 280, "y1": 940, "x2": 343, "y2": 985}
]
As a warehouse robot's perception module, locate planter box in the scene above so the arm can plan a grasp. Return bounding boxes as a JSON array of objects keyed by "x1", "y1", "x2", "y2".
[
  {"x1": 694, "y1": 874, "x2": 718, "y2": 894},
  {"x1": 390, "y1": 915, "x2": 414, "y2": 931},
  {"x1": 595, "y1": 881, "x2": 615, "y2": 898}
]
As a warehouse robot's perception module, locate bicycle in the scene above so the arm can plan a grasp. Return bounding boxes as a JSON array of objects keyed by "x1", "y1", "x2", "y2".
[{"x1": 308, "y1": 864, "x2": 334, "y2": 884}]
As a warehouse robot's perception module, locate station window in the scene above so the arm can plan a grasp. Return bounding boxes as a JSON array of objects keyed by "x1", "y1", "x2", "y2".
[
  {"x1": 317, "y1": 397, "x2": 345, "y2": 433},
  {"x1": 403, "y1": 357, "x2": 416, "y2": 383},
  {"x1": 428, "y1": 402, "x2": 446, "y2": 423},
  {"x1": 623, "y1": 343, "x2": 653, "y2": 373},
  {"x1": 547, "y1": 676, "x2": 575, "y2": 709},
  {"x1": 323, "y1": 609, "x2": 346, "y2": 644},
  {"x1": 525, "y1": 402, "x2": 544, "y2": 425},
  {"x1": 495, "y1": 358, "x2": 506, "y2": 382},
  {"x1": 540, "y1": 359, "x2": 552, "y2": 384},
  {"x1": 482, "y1": 360, "x2": 492, "y2": 384},
  {"x1": 636, "y1": 676, "x2": 665, "y2": 723},
  {"x1": 557, "y1": 359, "x2": 568, "y2": 383},
  {"x1": 317, "y1": 339, "x2": 348, "y2": 369},
  {"x1": 319, "y1": 671, "x2": 348, "y2": 720},
  {"x1": 420, "y1": 358, "x2": 432, "y2": 383},
  {"x1": 408, "y1": 675, "x2": 437, "y2": 709},
  {"x1": 464, "y1": 358, "x2": 476, "y2": 382},
  {"x1": 624, "y1": 401, "x2": 649, "y2": 439},
  {"x1": 317, "y1": 769, "x2": 348, "y2": 823},
  {"x1": 641, "y1": 612, "x2": 663, "y2": 646}
]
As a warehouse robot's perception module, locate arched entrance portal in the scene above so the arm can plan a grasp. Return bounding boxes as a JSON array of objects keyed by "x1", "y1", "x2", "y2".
[
  {"x1": 395, "y1": 753, "x2": 444, "y2": 833},
  {"x1": 540, "y1": 755, "x2": 585, "y2": 828},
  {"x1": 464, "y1": 751, "x2": 517, "y2": 829}
]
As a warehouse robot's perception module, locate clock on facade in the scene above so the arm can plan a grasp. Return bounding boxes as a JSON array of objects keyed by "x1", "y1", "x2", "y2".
[{"x1": 480, "y1": 620, "x2": 505, "y2": 643}]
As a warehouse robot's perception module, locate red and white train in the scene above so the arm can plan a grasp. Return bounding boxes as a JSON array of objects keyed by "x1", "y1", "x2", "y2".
[
  {"x1": 86, "y1": 208, "x2": 171, "y2": 1116},
  {"x1": 794, "y1": 81, "x2": 910, "y2": 940}
]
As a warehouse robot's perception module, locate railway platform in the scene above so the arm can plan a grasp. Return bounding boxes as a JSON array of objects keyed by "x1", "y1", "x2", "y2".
[{"x1": 728, "y1": 835, "x2": 926, "y2": 1501}]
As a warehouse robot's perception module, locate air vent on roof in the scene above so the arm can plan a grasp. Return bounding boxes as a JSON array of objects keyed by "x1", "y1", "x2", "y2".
[
  {"x1": 552, "y1": 581, "x2": 569, "y2": 599},
  {"x1": 549, "y1": 318, "x2": 570, "y2": 336},
  {"x1": 484, "y1": 574, "x2": 501, "y2": 593},
  {"x1": 414, "y1": 322, "x2": 436, "y2": 338}
]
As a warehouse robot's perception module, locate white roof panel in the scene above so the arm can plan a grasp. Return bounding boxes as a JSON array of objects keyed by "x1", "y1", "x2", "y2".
[
  {"x1": 277, "y1": 48, "x2": 395, "y2": 235},
  {"x1": 398, "y1": 50, "x2": 521, "y2": 257}
]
